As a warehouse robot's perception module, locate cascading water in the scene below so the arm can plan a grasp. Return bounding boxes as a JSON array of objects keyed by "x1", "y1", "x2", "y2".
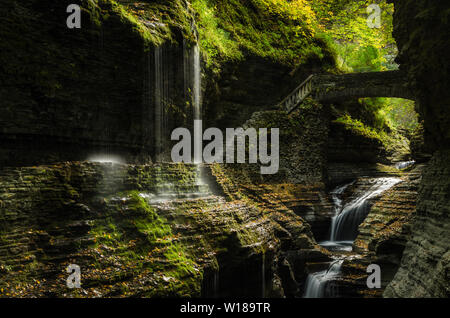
[
  {"x1": 329, "y1": 181, "x2": 354, "y2": 243},
  {"x1": 145, "y1": 165, "x2": 211, "y2": 204},
  {"x1": 304, "y1": 260, "x2": 344, "y2": 298},
  {"x1": 192, "y1": 44, "x2": 201, "y2": 121},
  {"x1": 303, "y1": 177, "x2": 402, "y2": 298},
  {"x1": 183, "y1": 41, "x2": 202, "y2": 119},
  {"x1": 395, "y1": 160, "x2": 415, "y2": 170},
  {"x1": 330, "y1": 178, "x2": 402, "y2": 242}
]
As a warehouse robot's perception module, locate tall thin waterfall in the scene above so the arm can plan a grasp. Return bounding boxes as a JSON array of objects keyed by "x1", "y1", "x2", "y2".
[
  {"x1": 303, "y1": 177, "x2": 402, "y2": 298},
  {"x1": 142, "y1": 47, "x2": 153, "y2": 158},
  {"x1": 152, "y1": 40, "x2": 201, "y2": 162},
  {"x1": 154, "y1": 46, "x2": 169, "y2": 160},
  {"x1": 262, "y1": 253, "x2": 266, "y2": 298},
  {"x1": 184, "y1": 40, "x2": 202, "y2": 121},
  {"x1": 193, "y1": 44, "x2": 201, "y2": 121},
  {"x1": 184, "y1": 40, "x2": 202, "y2": 163}
]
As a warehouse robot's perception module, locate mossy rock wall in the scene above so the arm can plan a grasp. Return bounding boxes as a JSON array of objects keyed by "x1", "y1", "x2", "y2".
[
  {"x1": 0, "y1": 0, "x2": 194, "y2": 166},
  {"x1": 382, "y1": 0, "x2": 450, "y2": 297}
]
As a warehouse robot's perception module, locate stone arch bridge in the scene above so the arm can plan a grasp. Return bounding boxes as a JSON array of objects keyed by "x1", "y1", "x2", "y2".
[{"x1": 280, "y1": 70, "x2": 415, "y2": 113}]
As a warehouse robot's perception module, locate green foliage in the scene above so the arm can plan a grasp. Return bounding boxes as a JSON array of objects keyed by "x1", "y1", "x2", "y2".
[
  {"x1": 190, "y1": 0, "x2": 242, "y2": 68},
  {"x1": 378, "y1": 98, "x2": 419, "y2": 132},
  {"x1": 335, "y1": 110, "x2": 414, "y2": 158},
  {"x1": 311, "y1": 0, "x2": 397, "y2": 72},
  {"x1": 310, "y1": 1, "x2": 418, "y2": 144},
  {"x1": 360, "y1": 97, "x2": 419, "y2": 133},
  {"x1": 337, "y1": 44, "x2": 386, "y2": 72},
  {"x1": 117, "y1": 0, "x2": 195, "y2": 44},
  {"x1": 334, "y1": 114, "x2": 393, "y2": 148},
  {"x1": 106, "y1": 0, "x2": 167, "y2": 45},
  {"x1": 192, "y1": 0, "x2": 334, "y2": 71}
]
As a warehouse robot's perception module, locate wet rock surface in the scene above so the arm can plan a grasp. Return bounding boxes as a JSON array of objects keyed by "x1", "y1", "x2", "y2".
[
  {"x1": 384, "y1": 152, "x2": 450, "y2": 297},
  {"x1": 0, "y1": 162, "x2": 325, "y2": 297},
  {"x1": 382, "y1": 0, "x2": 450, "y2": 297}
]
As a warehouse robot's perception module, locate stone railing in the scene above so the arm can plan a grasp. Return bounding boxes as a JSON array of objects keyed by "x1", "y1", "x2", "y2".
[{"x1": 279, "y1": 74, "x2": 314, "y2": 113}]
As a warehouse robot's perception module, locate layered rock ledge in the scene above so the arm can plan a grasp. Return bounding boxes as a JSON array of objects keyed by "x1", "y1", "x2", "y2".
[{"x1": 0, "y1": 162, "x2": 327, "y2": 297}]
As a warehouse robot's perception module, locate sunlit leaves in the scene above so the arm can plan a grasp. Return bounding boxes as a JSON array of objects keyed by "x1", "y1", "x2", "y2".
[{"x1": 311, "y1": 0, "x2": 397, "y2": 72}]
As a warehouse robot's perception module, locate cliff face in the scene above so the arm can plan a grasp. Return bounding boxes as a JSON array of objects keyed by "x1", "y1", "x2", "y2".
[
  {"x1": 0, "y1": 0, "x2": 335, "y2": 167},
  {"x1": 203, "y1": 56, "x2": 328, "y2": 130},
  {"x1": 384, "y1": 152, "x2": 450, "y2": 297},
  {"x1": 383, "y1": 0, "x2": 450, "y2": 297},
  {"x1": 0, "y1": 0, "x2": 335, "y2": 298},
  {"x1": 0, "y1": 0, "x2": 198, "y2": 166},
  {"x1": 389, "y1": 0, "x2": 450, "y2": 150}
]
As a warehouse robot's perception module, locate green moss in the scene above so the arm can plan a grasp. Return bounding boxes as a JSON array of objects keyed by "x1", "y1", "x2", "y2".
[
  {"x1": 106, "y1": 0, "x2": 169, "y2": 45},
  {"x1": 376, "y1": 164, "x2": 402, "y2": 175},
  {"x1": 88, "y1": 190, "x2": 201, "y2": 296},
  {"x1": 335, "y1": 114, "x2": 391, "y2": 147}
]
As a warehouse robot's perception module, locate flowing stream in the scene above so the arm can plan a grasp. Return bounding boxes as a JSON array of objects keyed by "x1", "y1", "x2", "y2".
[
  {"x1": 395, "y1": 160, "x2": 415, "y2": 170},
  {"x1": 304, "y1": 177, "x2": 402, "y2": 298}
]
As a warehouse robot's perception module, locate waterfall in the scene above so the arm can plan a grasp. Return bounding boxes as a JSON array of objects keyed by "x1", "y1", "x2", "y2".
[
  {"x1": 304, "y1": 260, "x2": 344, "y2": 298},
  {"x1": 329, "y1": 181, "x2": 354, "y2": 241},
  {"x1": 154, "y1": 46, "x2": 168, "y2": 160},
  {"x1": 184, "y1": 40, "x2": 202, "y2": 163},
  {"x1": 330, "y1": 178, "x2": 402, "y2": 242},
  {"x1": 304, "y1": 177, "x2": 402, "y2": 298},
  {"x1": 331, "y1": 182, "x2": 354, "y2": 213},
  {"x1": 262, "y1": 253, "x2": 266, "y2": 298},
  {"x1": 183, "y1": 41, "x2": 202, "y2": 120},
  {"x1": 213, "y1": 270, "x2": 219, "y2": 298},
  {"x1": 152, "y1": 40, "x2": 201, "y2": 162},
  {"x1": 395, "y1": 160, "x2": 415, "y2": 170},
  {"x1": 192, "y1": 44, "x2": 201, "y2": 121}
]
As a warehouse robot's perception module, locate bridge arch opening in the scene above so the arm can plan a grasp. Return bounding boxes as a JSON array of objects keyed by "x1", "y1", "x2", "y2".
[{"x1": 357, "y1": 97, "x2": 419, "y2": 135}]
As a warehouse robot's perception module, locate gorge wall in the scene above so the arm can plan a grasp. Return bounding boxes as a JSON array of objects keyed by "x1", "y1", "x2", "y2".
[
  {"x1": 383, "y1": 0, "x2": 450, "y2": 297},
  {"x1": 0, "y1": 0, "x2": 199, "y2": 166},
  {"x1": 0, "y1": 0, "x2": 335, "y2": 167}
]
